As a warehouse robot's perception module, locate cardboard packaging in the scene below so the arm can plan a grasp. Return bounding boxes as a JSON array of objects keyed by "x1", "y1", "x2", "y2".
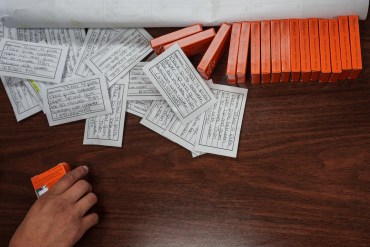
[
  {"x1": 261, "y1": 20, "x2": 271, "y2": 83},
  {"x1": 290, "y1": 19, "x2": 301, "y2": 82},
  {"x1": 299, "y1": 19, "x2": 311, "y2": 82},
  {"x1": 319, "y1": 19, "x2": 331, "y2": 82},
  {"x1": 348, "y1": 15, "x2": 362, "y2": 79},
  {"x1": 309, "y1": 18, "x2": 321, "y2": 82},
  {"x1": 31, "y1": 162, "x2": 71, "y2": 198},
  {"x1": 328, "y1": 19, "x2": 342, "y2": 82},
  {"x1": 280, "y1": 20, "x2": 291, "y2": 82},
  {"x1": 271, "y1": 20, "x2": 281, "y2": 83},
  {"x1": 338, "y1": 16, "x2": 352, "y2": 80},
  {"x1": 150, "y1": 24, "x2": 203, "y2": 54},
  {"x1": 226, "y1": 23, "x2": 242, "y2": 84},
  {"x1": 198, "y1": 23, "x2": 231, "y2": 80},
  {"x1": 251, "y1": 21, "x2": 261, "y2": 84},
  {"x1": 163, "y1": 28, "x2": 216, "y2": 57},
  {"x1": 236, "y1": 22, "x2": 251, "y2": 84}
]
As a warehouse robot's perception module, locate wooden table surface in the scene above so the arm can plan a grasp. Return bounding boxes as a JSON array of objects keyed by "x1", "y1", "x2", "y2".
[{"x1": 1, "y1": 20, "x2": 370, "y2": 246}]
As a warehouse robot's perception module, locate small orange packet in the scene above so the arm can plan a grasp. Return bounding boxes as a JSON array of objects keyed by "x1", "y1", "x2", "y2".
[{"x1": 31, "y1": 162, "x2": 71, "y2": 197}]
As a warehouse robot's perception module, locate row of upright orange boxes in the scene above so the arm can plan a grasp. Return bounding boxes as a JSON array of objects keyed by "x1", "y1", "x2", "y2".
[
  {"x1": 149, "y1": 16, "x2": 362, "y2": 85},
  {"x1": 227, "y1": 16, "x2": 362, "y2": 84}
]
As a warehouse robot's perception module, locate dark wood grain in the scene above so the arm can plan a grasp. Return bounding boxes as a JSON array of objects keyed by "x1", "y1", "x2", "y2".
[{"x1": 1, "y1": 20, "x2": 370, "y2": 246}]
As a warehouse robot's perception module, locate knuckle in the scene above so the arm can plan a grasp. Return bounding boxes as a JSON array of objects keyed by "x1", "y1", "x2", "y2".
[{"x1": 63, "y1": 173, "x2": 75, "y2": 182}]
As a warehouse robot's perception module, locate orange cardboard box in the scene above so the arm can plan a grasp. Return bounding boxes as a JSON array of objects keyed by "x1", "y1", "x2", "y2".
[
  {"x1": 319, "y1": 19, "x2": 331, "y2": 82},
  {"x1": 261, "y1": 20, "x2": 271, "y2": 83},
  {"x1": 328, "y1": 19, "x2": 342, "y2": 82},
  {"x1": 226, "y1": 23, "x2": 242, "y2": 84},
  {"x1": 348, "y1": 15, "x2": 362, "y2": 79},
  {"x1": 163, "y1": 28, "x2": 216, "y2": 57},
  {"x1": 236, "y1": 21, "x2": 251, "y2": 84},
  {"x1": 309, "y1": 18, "x2": 321, "y2": 82},
  {"x1": 338, "y1": 16, "x2": 352, "y2": 80},
  {"x1": 251, "y1": 21, "x2": 261, "y2": 84},
  {"x1": 31, "y1": 162, "x2": 71, "y2": 197},
  {"x1": 299, "y1": 19, "x2": 311, "y2": 82},
  {"x1": 198, "y1": 23, "x2": 231, "y2": 80},
  {"x1": 290, "y1": 19, "x2": 301, "y2": 82},
  {"x1": 271, "y1": 20, "x2": 281, "y2": 83},
  {"x1": 150, "y1": 24, "x2": 203, "y2": 54},
  {"x1": 280, "y1": 20, "x2": 291, "y2": 82}
]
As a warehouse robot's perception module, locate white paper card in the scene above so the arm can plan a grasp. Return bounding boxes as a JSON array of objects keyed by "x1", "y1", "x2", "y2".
[
  {"x1": 45, "y1": 28, "x2": 85, "y2": 80},
  {"x1": 0, "y1": 38, "x2": 68, "y2": 83},
  {"x1": 194, "y1": 84, "x2": 248, "y2": 158},
  {"x1": 143, "y1": 44, "x2": 216, "y2": 124},
  {"x1": 86, "y1": 28, "x2": 152, "y2": 87},
  {"x1": 1, "y1": 76, "x2": 41, "y2": 121},
  {"x1": 126, "y1": 62, "x2": 163, "y2": 100},
  {"x1": 140, "y1": 100, "x2": 176, "y2": 135},
  {"x1": 163, "y1": 115, "x2": 204, "y2": 156},
  {"x1": 41, "y1": 74, "x2": 112, "y2": 126},
  {"x1": 126, "y1": 100, "x2": 152, "y2": 118},
  {"x1": 73, "y1": 28, "x2": 121, "y2": 78},
  {"x1": 83, "y1": 78, "x2": 128, "y2": 147},
  {"x1": 4, "y1": 28, "x2": 47, "y2": 42}
]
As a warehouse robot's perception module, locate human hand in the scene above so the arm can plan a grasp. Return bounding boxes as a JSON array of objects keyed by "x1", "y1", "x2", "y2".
[{"x1": 9, "y1": 166, "x2": 98, "y2": 247}]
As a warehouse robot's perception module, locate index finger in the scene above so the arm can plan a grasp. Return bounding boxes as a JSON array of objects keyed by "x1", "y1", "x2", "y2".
[{"x1": 49, "y1": 166, "x2": 89, "y2": 194}]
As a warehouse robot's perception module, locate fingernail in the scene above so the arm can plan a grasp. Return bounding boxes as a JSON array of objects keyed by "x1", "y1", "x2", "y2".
[{"x1": 82, "y1": 165, "x2": 88, "y2": 171}]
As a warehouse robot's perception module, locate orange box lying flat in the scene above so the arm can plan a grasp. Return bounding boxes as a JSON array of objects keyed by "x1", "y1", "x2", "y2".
[
  {"x1": 319, "y1": 19, "x2": 331, "y2": 82},
  {"x1": 280, "y1": 20, "x2": 291, "y2": 82},
  {"x1": 31, "y1": 162, "x2": 71, "y2": 197},
  {"x1": 309, "y1": 18, "x2": 321, "y2": 82},
  {"x1": 290, "y1": 19, "x2": 301, "y2": 82},
  {"x1": 328, "y1": 19, "x2": 342, "y2": 82},
  {"x1": 261, "y1": 20, "x2": 271, "y2": 83},
  {"x1": 150, "y1": 24, "x2": 203, "y2": 54},
  {"x1": 198, "y1": 23, "x2": 231, "y2": 80},
  {"x1": 299, "y1": 19, "x2": 311, "y2": 82},
  {"x1": 226, "y1": 23, "x2": 242, "y2": 84},
  {"x1": 271, "y1": 20, "x2": 281, "y2": 83},
  {"x1": 348, "y1": 15, "x2": 362, "y2": 80},
  {"x1": 251, "y1": 21, "x2": 261, "y2": 84},
  {"x1": 338, "y1": 16, "x2": 352, "y2": 80},
  {"x1": 163, "y1": 28, "x2": 216, "y2": 57},
  {"x1": 236, "y1": 22, "x2": 251, "y2": 84}
]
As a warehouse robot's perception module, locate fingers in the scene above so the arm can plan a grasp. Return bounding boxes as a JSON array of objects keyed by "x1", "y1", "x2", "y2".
[
  {"x1": 75, "y1": 192, "x2": 98, "y2": 216},
  {"x1": 63, "y1": 179, "x2": 92, "y2": 203},
  {"x1": 50, "y1": 166, "x2": 89, "y2": 194},
  {"x1": 81, "y1": 212, "x2": 99, "y2": 232}
]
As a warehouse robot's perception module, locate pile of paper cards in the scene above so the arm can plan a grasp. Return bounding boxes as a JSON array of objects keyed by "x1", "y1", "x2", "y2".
[{"x1": 0, "y1": 25, "x2": 248, "y2": 158}]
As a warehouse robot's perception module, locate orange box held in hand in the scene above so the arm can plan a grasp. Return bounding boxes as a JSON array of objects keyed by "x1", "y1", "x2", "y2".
[
  {"x1": 280, "y1": 20, "x2": 291, "y2": 82},
  {"x1": 226, "y1": 22, "x2": 242, "y2": 84},
  {"x1": 163, "y1": 28, "x2": 216, "y2": 57},
  {"x1": 197, "y1": 23, "x2": 231, "y2": 80},
  {"x1": 338, "y1": 16, "x2": 352, "y2": 80},
  {"x1": 290, "y1": 19, "x2": 301, "y2": 82},
  {"x1": 299, "y1": 19, "x2": 311, "y2": 82},
  {"x1": 348, "y1": 15, "x2": 362, "y2": 80},
  {"x1": 261, "y1": 20, "x2": 271, "y2": 83},
  {"x1": 271, "y1": 20, "x2": 281, "y2": 83},
  {"x1": 236, "y1": 21, "x2": 251, "y2": 84},
  {"x1": 150, "y1": 24, "x2": 203, "y2": 54},
  {"x1": 328, "y1": 19, "x2": 342, "y2": 82},
  {"x1": 309, "y1": 18, "x2": 321, "y2": 82},
  {"x1": 251, "y1": 21, "x2": 261, "y2": 84},
  {"x1": 319, "y1": 19, "x2": 331, "y2": 82},
  {"x1": 31, "y1": 162, "x2": 71, "y2": 198}
]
